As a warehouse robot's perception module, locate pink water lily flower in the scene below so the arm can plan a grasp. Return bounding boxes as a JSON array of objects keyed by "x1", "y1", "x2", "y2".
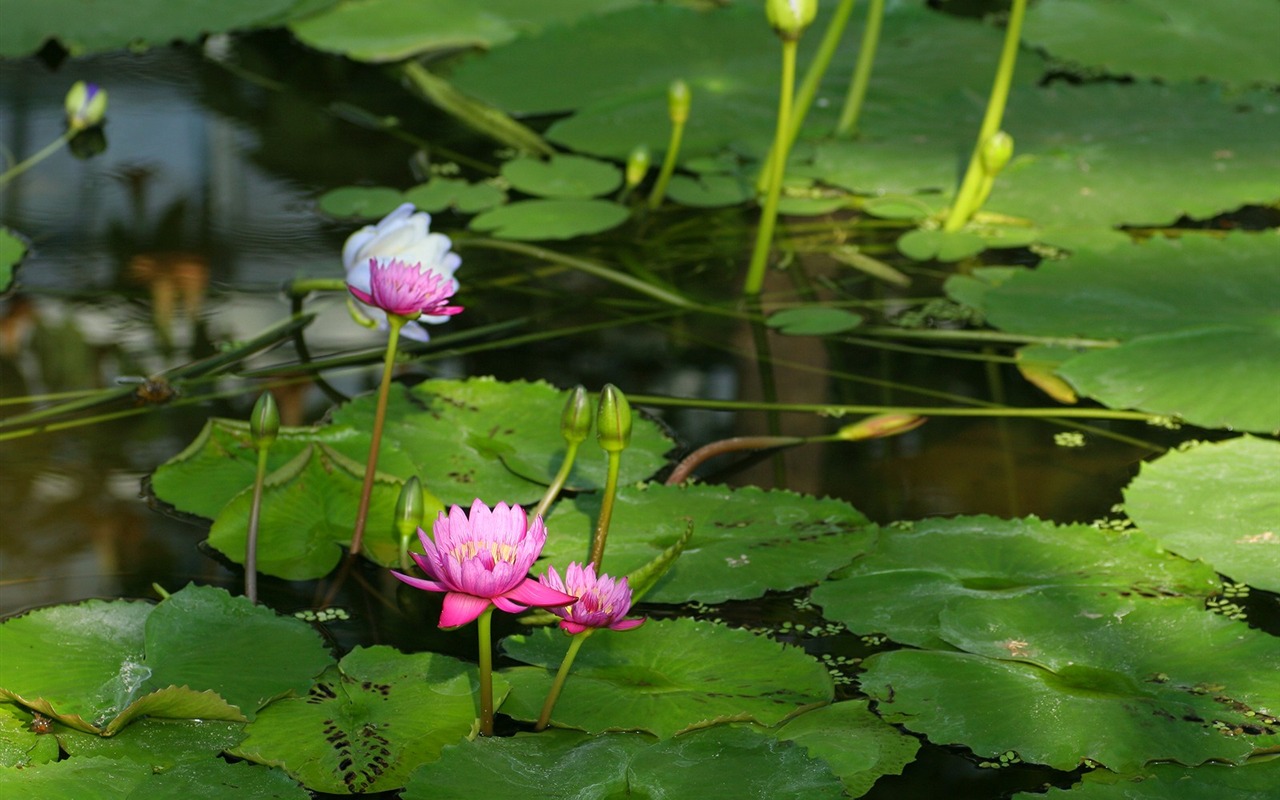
[
  {"x1": 347, "y1": 258, "x2": 463, "y2": 320},
  {"x1": 343, "y1": 203, "x2": 461, "y2": 341},
  {"x1": 539, "y1": 562, "x2": 646, "y2": 635},
  {"x1": 392, "y1": 499, "x2": 576, "y2": 629}
]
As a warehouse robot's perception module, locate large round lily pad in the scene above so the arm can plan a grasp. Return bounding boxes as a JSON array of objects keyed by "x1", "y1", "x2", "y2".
[
  {"x1": 1014, "y1": 759, "x2": 1280, "y2": 799},
  {"x1": 468, "y1": 198, "x2": 630, "y2": 240},
  {"x1": 0, "y1": 755, "x2": 309, "y2": 800},
  {"x1": 1124, "y1": 436, "x2": 1280, "y2": 593}
]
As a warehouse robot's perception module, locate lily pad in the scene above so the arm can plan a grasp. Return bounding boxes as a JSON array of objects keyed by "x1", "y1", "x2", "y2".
[
  {"x1": 404, "y1": 726, "x2": 847, "y2": 799},
  {"x1": 0, "y1": 756, "x2": 309, "y2": 800},
  {"x1": 1022, "y1": 0, "x2": 1280, "y2": 87},
  {"x1": 766, "y1": 307, "x2": 864, "y2": 336},
  {"x1": 774, "y1": 700, "x2": 921, "y2": 797},
  {"x1": 501, "y1": 154, "x2": 621, "y2": 199},
  {"x1": 0, "y1": 703, "x2": 59, "y2": 767},
  {"x1": 317, "y1": 186, "x2": 406, "y2": 220},
  {"x1": 0, "y1": 0, "x2": 312, "y2": 57},
  {"x1": 666, "y1": 172, "x2": 754, "y2": 208},
  {"x1": 500, "y1": 618, "x2": 833, "y2": 738},
  {"x1": 468, "y1": 198, "x2": 630, "y2": 240},
  {"x1": 233, "y1": 645, "x2": 507, "y2": 795},
  {"x1": 55, "y1": 717, "x2": 245, "y2": 768},
  {"x1": 402, "y1": 178, "x2": 506, "y2": 214},
  {"x1": 1015, "y1": 759, "x2": 1280, "y2": 799},
  {"x1": 541, "y1": 483, "x2": 875, "y2": 604},
  {"x1": 1124, "y1": 436, "x2": 1280, "y2": 593},
  {"x1": 896, "y1": 229, "x2": 988, "y2": 263},
  {"x1": 0, "y1": 227, "x2": 24, "y2": 292},
  {"x1": 810, "y1": 516, "x2": 1220, "y2": 650}
]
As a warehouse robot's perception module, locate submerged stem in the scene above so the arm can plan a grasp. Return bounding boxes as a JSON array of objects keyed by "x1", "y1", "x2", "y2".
[
  {"x1": 350, "y1": 316, "x2": 404, "y2": 556},
  {"x1": 535, "y1": 631, "x2": 592, "y2": 731}
]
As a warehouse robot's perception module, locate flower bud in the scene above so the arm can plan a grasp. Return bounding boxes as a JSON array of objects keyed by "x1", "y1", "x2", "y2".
[
  {"x1": 250, "y1": 391, "x2": 280, "y2": 447},
  {"x1": 394, "y1": 476, "x2": 426, "y2": 542},
  {"x1": 766, "y1": 0, "x2": 818, "y2": 40},
  {"x1": 980, "y1": 131, "x2": 1014, "y2": 176},
  {"x1": 667, "y1": 79, "x2": 691, "y2": 125},
  {"x1": 596, "y1": 384, "x2": 633, "y2": 454},
  {"x1": 837, "y1": 413, "x2": 925, "y2": 441},
  {"x1": 64, "y1": 81, "x2": 108, "y2": 131},
  {"x1": 561, "y1": 385, "x2": 593, "y2": 445},
  {"x1": 625, "y1": 145, "x2": 651, "y2": 189}
]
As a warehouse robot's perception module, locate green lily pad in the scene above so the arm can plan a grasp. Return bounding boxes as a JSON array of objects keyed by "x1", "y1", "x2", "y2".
[
  {"x1": 0, "y1": 755, "x2": 152, "y2": 800},
  {"x1": 541, "y1": 483, "x2": 874, "y2": 604},
  {"x1": 0, "y1": 0, "x2": 312, "y2": 57},
  {"x1": 56, "y1": 717, "x2": 245, "y2": 768},
  {"x1": 1022, "y1": 0, "x2": 1280, "y2": 87},
  {"x1": 766, "y1": 307, "x2": 864, "y2": 336},
  {"x1": 402, "y1": 178, "x2": 506, "y2": 214},
  {"x1": 233, "y1": 645, "x2": 507, "y2": 795},
  {"x1": 811, "y1": 516, "x2": 1220, "y2": 650},
  {"x1": 469, "y1": 198, "x2": 630, "y2": 240},
  {"x1": 501, "y1": 154, "x2": 621, "y2": 199},
  {"x1": 317, "y1": 186, "x2": 406, "y2": 219},
  {"x1": 896, "y1": 229, "x2": 988, "y2": 262},
  {"x1": 288, "y1": 0, "x2": 644, "y2": 62},
  {"x1": 0, "y1": 756, "x2": 309, "y2": 800},
  {"x1": 1015, "y1": 759, "x2": 1280, "y2": 799},
  {"x1": 501, "y1": 618, "x2": 833, "y2": 738},
  {"x1": 774, "y1": 700, "x2": 921, "y2": 797},
  {"x1": 405, "y1": 726, "x2": 847, "y2": 799},
  {"x1": 1124, "y1": 436, "x2": 1280, "y2": 593},
  {"x1": 0, "y1": 227, "x2": 25, "y2": 292},
  {"x1": 666, "y1": 172, "x2": 754, "y2": 208},
  {"x1": 0, "y1": 703, "x2": 59, "y2": 767}
]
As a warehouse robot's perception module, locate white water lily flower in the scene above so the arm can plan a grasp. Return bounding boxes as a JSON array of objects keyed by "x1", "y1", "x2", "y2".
[{"x1": 342, "y1": 203, "x2": 461, "y2": 341}]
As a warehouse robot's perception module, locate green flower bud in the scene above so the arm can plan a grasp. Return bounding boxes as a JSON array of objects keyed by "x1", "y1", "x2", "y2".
[
  {"x1": 980, "y1": 131, "x2": 1014, "y2": 176},
  {"x1": 394, "y1": 476, "x2": 425, "y2": 542},
  {"x1": 667, "y1": 79, "x2": 691, "y2": 125},
  {"x1": 837, "y1": 413, "x2": 926, "y2": 441},
  {"x1": 561, "y1": 385, "x2": 593, "y2": 444},
  {"x1": 65, "y1": 81, "x2": 108, "y2": 131},
  {"x1": 766, "y1": 0, "x2": 818, "y2": 40},
  {"x1": 250, "y1": 391, "x2": 280, "y2": 447},
  {"x1": 625, "y1": 145, "x2": 651, "y2": 189},
  {"x1": 596, "y1": 384, "x2": 633, "y2": 454}
]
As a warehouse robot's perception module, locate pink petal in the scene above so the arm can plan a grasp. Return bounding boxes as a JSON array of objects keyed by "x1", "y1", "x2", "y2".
[
  {"x1": 439, "y1": 592, "x2": 492, "y2": 629},
  {"x1": 492, "y1": 596, "x2": 528, "y2": 614},
  {"x1": 391, "y1": 571, "x2": 447, "y2": 593},
  {"x1": 504, "y1": 577, "x2": 577, "y2": 609},
  {"x1": 559, "y1": 620, "x2": 588, "y2": 635},
  {"x1": 609, "y1": 617, "x2": 647, "y2": 631},
  {"x1": 348, "y1": 285, "x2": 374, "y2": 305}
]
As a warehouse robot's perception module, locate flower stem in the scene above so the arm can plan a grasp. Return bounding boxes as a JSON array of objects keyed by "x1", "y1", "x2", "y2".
[
  {"x1": 835, "y1": 0, "x2": 885, "y2": 137},
  {"x1": 477, "y1": 606, "x2": 496, "y2": 736},
  {"x1": 0, "y1": 130, "x2": 73, "y2": 187},
  {"x1": 533, "y1": 439, "x2": 581, "y2": 522},
  {"x1": 588, "y1": 450, "x2": 622, "y2": 571},
  {"x1": 351, "y1": 315, "x2": 404, "y2": 556},
  {"x1": 942, "y1": 0, "x2": 1027, "y2": 232},
  {"x1": 535, "y1": 631, "x2": 592, "y2": 731},
  {"x1": 743, "y1": 36, "x2": 799, "y2": 296},
  {"x1": 245, "y1": 444, "x2": 271, "y2": 603},
  {"x1": 648, "y1": 114, "x2": 686, "y2": 210}
]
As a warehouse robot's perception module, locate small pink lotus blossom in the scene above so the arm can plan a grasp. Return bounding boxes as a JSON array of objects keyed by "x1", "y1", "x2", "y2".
[
  {"x1": 539, "y1": 562, "x2": 646, "y2": 635},
  {"x1": 347, "y1": 258, "x2": 463, "y2": 320},
  {"x1": 392, "y1": 499, "x2": 576, "y2": 629}
]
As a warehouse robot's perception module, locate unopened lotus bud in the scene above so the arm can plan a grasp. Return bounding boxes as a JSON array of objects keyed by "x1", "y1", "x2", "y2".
[
  {"x1": 596, "y1": 384, "x2": 633, "y2": 453},
  {"x1": 561, "y1": 385, "x2": 593, "y2": 445},
  {"x1": 837, "y1": 413, "x2": 926, "y2": 441},
  {"x1": 250, "y1": 391, "x2": 280, "y2": 447},
  {"x1": 394, "y1": 476, "x2": 425, "y2": 542},
  {"x1": 766, "y1": 0, "x2": 818, "y2": 40},
  {"x1": 65, "y1": 81, "x2": 108, "y2": 131},
  {"x1": 980, "y1": 131, "x2": 1014, "y2": 176},
  {"x1": 667, "y1": 80, "x2": 691, "y2": 125},
  {"x1": 625, "y1": 145, "x2": 651, "y2": 189}
]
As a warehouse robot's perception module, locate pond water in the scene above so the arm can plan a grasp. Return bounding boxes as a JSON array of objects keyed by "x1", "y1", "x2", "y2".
[{"x1": 2, "y1": 23, "x2": 1275, "y2": 800}]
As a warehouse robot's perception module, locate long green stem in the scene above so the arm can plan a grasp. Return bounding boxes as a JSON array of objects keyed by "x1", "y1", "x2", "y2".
[
  {"x1": 835, "y1": 0, "x2": 884, "y2": 136},
  {"x1": 533, "y1": 440, "x2": 582, "y2": 522},
  {"x1": 245, "y1": 445, "x2": 270, "y2": 603},
  {"x1": 351, "y1": 316, "x2": 404, "y2": 556},
  {"x1": 0, "y1": 131, "x2": 73, "y2": 186},
  {"x1": 588, "y1": 450, "x2": 622, "y2": 570},
  {"x1": 942, "y1": 0, "x2": 1027, "y2": 232},
  {"x1": 535, "y1": 631, "x2": 591, "y2": 731},
  {"x1": 757, "y1": 0, "x2": 859, "y2": 193},
  {"x1": 477, "y1": 606, "x2": 496, "y2": 736},
  {"x1": 648, "y1": 119, "x2": 685, "y2": 210},
  {"x1": 744, "y1": 37, "x2": 799, "y2": 296}
]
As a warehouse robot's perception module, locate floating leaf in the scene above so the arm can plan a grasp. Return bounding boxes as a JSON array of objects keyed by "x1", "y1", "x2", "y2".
[
  {"x1": 501, "y1": 154, "x2": 621, "y2": 199},
  {"x1": 774, "y1": 700, "x2": 921, "y2": 797},
  {"x1": 500, "y1": 618, "x2": 833, "y2": 738},
  {"x1": 233, "y1": 645, "x2": 507, "y2": 795},
  {"x1": 666, "y1": 173, "x2": 754, "y2": 208},
  {"x1": 0, "y1": 756, "x2": 309, "y2": 800},
  {"x1": 1124, "y1": 436, "x2": 1280, "y2": 593},
  {"x1": 811, "y1": 516, "x2": 1220, "y2": 650},
  {"x1": 469, "y1": 198, "x2": 630, "y2": 240},
  {"x1": 0, "y1": 703, "x2": 59, "y2": 767},
  {"x1": 541, "y1": 483, "x2": 874, "y2": 604},
  {"x1": 0, "y1": 227, "x2": 24, "y2": 292},
  {"x1": 1015, "y1": 759, "x2": 1280, "y2": 800},
  {"x1": 317, "y1": 186, "x2": 406, "y2": 219},
  {"x1": 896, "y1": 229, "x2": 988, "y2": 262},
  {"x1": 766, "y1": 307, "x2": 864, "y2": 336},
  {"x1": 56, "y1": 717, "x2": 245, "y2": 768},
  {"x1": 0, "y1": 755, "x2": 151, "y2": 799},
  {"x1": 402, "y1": 177, "x2": 506, "y2": 214}
]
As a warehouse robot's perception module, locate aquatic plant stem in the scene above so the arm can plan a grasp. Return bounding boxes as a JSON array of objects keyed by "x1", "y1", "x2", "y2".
[
  {"x1": 533, "y1": 439, "x2": 582, "y2": 522},
  {"x1": 943, "y1": 0, "x2": 1027, "y2": 232},
  {"x1": 835, "y1": 0, "x2": 885, "y2": 136},
  {"x1": 588, "y1": 450, "x2": 622, "y2": 571},
  {"x1": 648, "y1": 81, "x2": 689, "y2": 210},
  {"x1": 0, "y1": 131, "x2": 73, "y2": 186},
  {"x1": 245, "y1": 444, "x2": 270, "y2": 603},
  {"x1": 350, "y1": 315, "x2": 405, "y2": 556},
  {"x1": 744, "y1": 36, "x2": 799, "y2": 296},
  {"x1": 477, "y1": 606, "x2": 496, "y2": 736},
  {"x1": 534, "y1": 631, "x2": 592, "y2": 731}
]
